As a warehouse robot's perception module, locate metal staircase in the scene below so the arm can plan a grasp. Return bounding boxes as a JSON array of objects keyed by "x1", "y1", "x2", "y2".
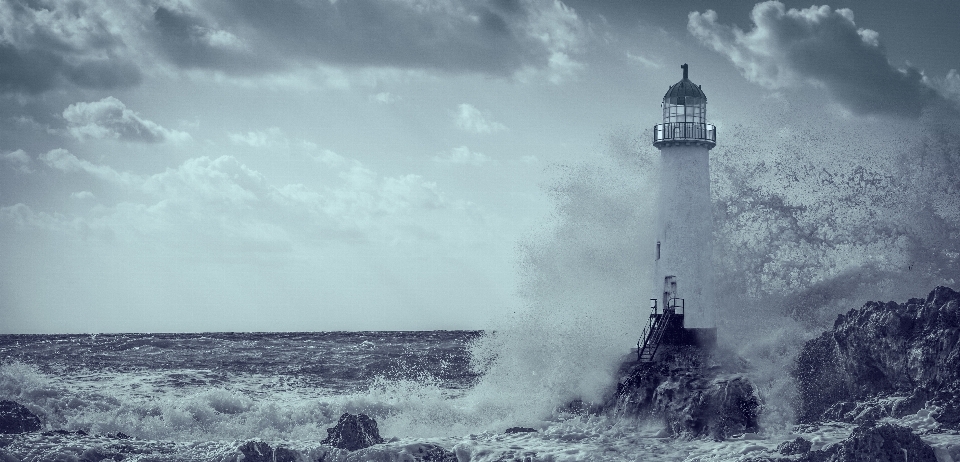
[{"x1": 636, "y1": 299, "x2": 682, "y2": 362}]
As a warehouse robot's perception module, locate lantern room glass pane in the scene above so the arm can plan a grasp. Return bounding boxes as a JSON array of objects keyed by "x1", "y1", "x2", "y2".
[{"x1": 663, "y1": 100, "x2": 707, "y2": 125}]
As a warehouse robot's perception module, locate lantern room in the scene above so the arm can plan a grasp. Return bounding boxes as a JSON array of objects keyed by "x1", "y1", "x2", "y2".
[{"x1": 653, "y1": 64, "x2": 716, "y2": 149}]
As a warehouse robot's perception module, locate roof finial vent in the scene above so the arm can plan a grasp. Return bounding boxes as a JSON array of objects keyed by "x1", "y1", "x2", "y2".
[{"x1": 682, "y1": 63, "x2": 688, "y2": 80}]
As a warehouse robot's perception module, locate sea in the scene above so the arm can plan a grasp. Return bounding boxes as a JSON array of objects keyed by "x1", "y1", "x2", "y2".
[{"x1": 2, "y1": 330, "x2": 950, "y2": 462}]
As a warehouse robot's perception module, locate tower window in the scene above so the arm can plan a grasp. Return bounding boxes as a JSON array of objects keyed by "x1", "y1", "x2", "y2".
[{"x1": 656, "y1": 241, "x2": 660, "y2": 260}]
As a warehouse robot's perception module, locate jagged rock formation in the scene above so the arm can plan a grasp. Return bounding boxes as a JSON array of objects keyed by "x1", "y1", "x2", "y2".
[
  {"x1": 610, "y1": 345, "x2": 761, "y2": 439},
  {"x1": 0, "y1": 401, "x2": 41, "y2": 434},
  {"x1": 321, "y1": 413, "x2": 385, "y2": 451},
  {"x1": 744, "y1": 423, "x2": 937, "y2": 462},
  {"x1": 792, "y1": 286, "x2": 960, "y2": 427}
]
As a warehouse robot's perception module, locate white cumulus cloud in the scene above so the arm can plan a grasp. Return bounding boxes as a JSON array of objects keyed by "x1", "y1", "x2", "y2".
[
  {"x1": 688, "y1": 1, "x2": 935, "y2": 117},
  {"x1": 63, "y1": 97, "x2": 191, "y2": 143},
  {"x1": 228, "y1": 127, "x2": 288, "y2": 148},
  {"x1": 2, "y1": 149, "x2": 32, "y2": 172},
  {"x1": 434, "y1": 146, "x2": 493, "y2": 166},
  {"x1": 455, "y1": 104, "x2": 506, "y2": 133},
  {"x1": 369, "y1": 92, "x2": 399, "y2": 104}
]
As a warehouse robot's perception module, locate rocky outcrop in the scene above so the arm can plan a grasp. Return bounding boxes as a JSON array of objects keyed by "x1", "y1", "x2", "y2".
[
  {"x1": 238, "y1": 441, "x2": 298, "y2": 462},
  {"x1": 777, "y1": 437, "x2": 812, "y2": 455},
  {"x1": 0, "y1": 401, "x2": 41, "y2": 434},
  {"x1": 745, "y1": 423, "x2": 937, "y2": 462},
  {"x1": 792, "y1": 286, "x2": 960, "y2": 426},
  {"x1": 610, "y1": 345, "x2": 761, "y2": 439},
  {"x1": 321, "y1": 413, "x2": 385, "y2": 451},
  {"x1": 504, "y1": 427, "x2": 536, "y2": 434}
]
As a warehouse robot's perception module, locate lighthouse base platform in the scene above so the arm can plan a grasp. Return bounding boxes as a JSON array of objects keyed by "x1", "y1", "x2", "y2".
[{"x1": 638, "y1": 310, "x2": 717, "y2": 362}]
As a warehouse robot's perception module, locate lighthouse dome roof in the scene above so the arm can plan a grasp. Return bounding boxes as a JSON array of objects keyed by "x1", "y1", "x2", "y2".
[{"x1": 663, "y1": 78, "x2": 706, "y2": 100}]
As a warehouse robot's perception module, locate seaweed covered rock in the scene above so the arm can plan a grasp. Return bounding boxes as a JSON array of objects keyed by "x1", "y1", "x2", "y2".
[
  {"x1": 0, "y1": 401, "x2": 41, "y2": 434},
  {"x1": 611, "y1": 346, "x2": 761, "y2": 439},
  {"x1": 321, "y1": 413, "x2": 385, "y2": 451},
  {"x1": 792, "y1": 286, "x2": 960, "y2": 426}
]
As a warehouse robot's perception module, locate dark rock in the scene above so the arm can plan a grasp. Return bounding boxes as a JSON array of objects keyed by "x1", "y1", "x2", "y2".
[
  {"x1": 238, "y1": 441, "x2": 297, "y2": 462},
  {"x1": 78, "y1": 447, "x2": 125, "y2": 462},
  {"x1": 0, "y1": 401, "x2": 41, "y2": 434},
  {"x1": 321, "y1": 413, "x2": 385, "y2": 451},
  {"x1": 792, "y1": 286, "x2": 960, "y2": 426},
  {"x1": 113, "y1": 432, "x2": 130, "y2": 439},
  {"x1": 406, "y1": 444, "x2": 457, "y2": 461},
  {"x1": 610, "y1": 345, "x2": 761, "y2": 439},
  {"x1": 238, "y1": 441, "x2": 274, "y2": 462},
  {"x1": 820, "y1": 423, "x2": 936, "y2": 462},
  {"x1": 0, "y1": 450, "x2": 20, "y2": 462},
  {"x1": 272, "y1": 446, "x2": 298, "y2": 462},
  {"x1": 778, "y1": 437, "x2": 812, "y2": 455},
  {"x1": 504, "y1": 427, "x2": 537, "y2": 434},
  {"x1": 491, "y1": 449, "x2": 539, "y2": 462}
]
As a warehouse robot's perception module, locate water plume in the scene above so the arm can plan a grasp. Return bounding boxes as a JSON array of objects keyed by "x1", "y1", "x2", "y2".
[
  {"x1": 466, "y1": 97, "x2": 960, "y2": 430},
  {"x1": 466, "y1": 128, "x2": 659, "y2": 423}
]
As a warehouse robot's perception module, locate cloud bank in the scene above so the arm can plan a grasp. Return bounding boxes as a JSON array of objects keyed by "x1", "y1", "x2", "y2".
[
  {"x1": 688, "y1": 1, "x2": 935, "y2": 117},
  {"x1": 0, "y1": 0, "x2": 142, "y2": 94},
  {"x1": 0, "y1": 0, "x2": 586, "y2": 99}
]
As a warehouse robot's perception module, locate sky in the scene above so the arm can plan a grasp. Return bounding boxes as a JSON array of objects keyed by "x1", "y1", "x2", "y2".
[{"x1": 1, "y1": 0, "x2": 959, "y2": 333}]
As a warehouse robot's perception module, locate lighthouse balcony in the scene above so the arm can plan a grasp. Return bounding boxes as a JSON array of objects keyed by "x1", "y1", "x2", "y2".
[{"x1": 653, "y1": 122, "x2": 716, "y2": 149}]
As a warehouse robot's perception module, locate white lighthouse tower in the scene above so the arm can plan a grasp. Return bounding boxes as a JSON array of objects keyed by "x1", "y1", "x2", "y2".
[{"x1": 638, "y1": 64, "x2": 717, "y2": 361}]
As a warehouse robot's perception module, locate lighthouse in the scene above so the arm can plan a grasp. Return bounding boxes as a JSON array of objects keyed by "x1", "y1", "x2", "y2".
[{"x1": 638, "y1": 64, "x2": 717, "y2": 361}]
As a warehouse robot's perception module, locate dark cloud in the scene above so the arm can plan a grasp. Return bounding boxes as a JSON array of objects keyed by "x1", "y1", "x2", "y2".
[
  {"x1": 0, "y1": 0, "x2": 141, "y2": 94},
  {"x1": 152, "y1": 6, "x2": 265, "y2": 73},
  {"x1": 153, "y1": 0, "x2": 582, "y2": 76},
  {"x1": 689, "y1": 1, "x2": 936, "y2": 117}
]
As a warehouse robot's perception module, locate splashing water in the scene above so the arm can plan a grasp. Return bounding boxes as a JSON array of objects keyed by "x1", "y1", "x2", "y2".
[{"x1": 463, "y1": 98, "x2": 960, "y2": 433}]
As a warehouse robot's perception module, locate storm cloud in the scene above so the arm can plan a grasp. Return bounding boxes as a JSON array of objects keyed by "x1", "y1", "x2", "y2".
[
  {"x1": 688, "y1": 1, "x2": 935, "y2": 117},
  {"x1": 0, "y1": 0, "x2": 142, "y2": 94},
  {"x1": 153, "y1": 0, "x2": 584, "y2": 77}
]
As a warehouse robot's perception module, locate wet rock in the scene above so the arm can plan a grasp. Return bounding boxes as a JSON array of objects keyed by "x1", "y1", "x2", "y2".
[
  {"x1": 236, "y1": 442, "x2": 296, "y2": 462},
  {"x1": 342, "y1": 443, "x2": 456, "y2": 462},
  {"x1": 800, "y1": 423, "x2": 937, "y2": 462},
  {"x1": 793, "y1": 286, "x2": 960, "y2": 427},
  {"x1": 0, "y1": 401, "x2": 41, "y2": 434},
  {"x1": 403, "y1": 443, "x2": 457, "y2": 462},
  {"x1": 321, "y1": 413, "x2": 385, "y2": 451},
  {"x1": 777, "y1": 437, "x2": 812, "y2": 455},
  {"x1": 611, "y1": 346, "x2": 761, "y2": 439},
  {"x1": 491, "y1": 449, "x2": 539, "y2": 462},
  {"x1": 239, "y1": 441, "x2": 273, "y2": 462},
  {"x1": 238, "y1": 441, "x2": 297, "y2": 462},
  {"x1": 272, "y1": 446, "x2": 298, "y2": 462},
  {"x1": 504, "y1": 427, "x2": 537, "y2": 434},
  {"x1": 78, "y1": 447, "x2": 125, "y2": 462}
]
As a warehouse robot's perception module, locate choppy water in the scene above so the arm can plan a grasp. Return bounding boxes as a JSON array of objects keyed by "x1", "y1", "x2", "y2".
[
  {"x1": 0, "y1": 331, "x2": 479, "y2": 398},
  {"x1": 1, "y1": 331, "x2": 953, "y2": 462}
]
